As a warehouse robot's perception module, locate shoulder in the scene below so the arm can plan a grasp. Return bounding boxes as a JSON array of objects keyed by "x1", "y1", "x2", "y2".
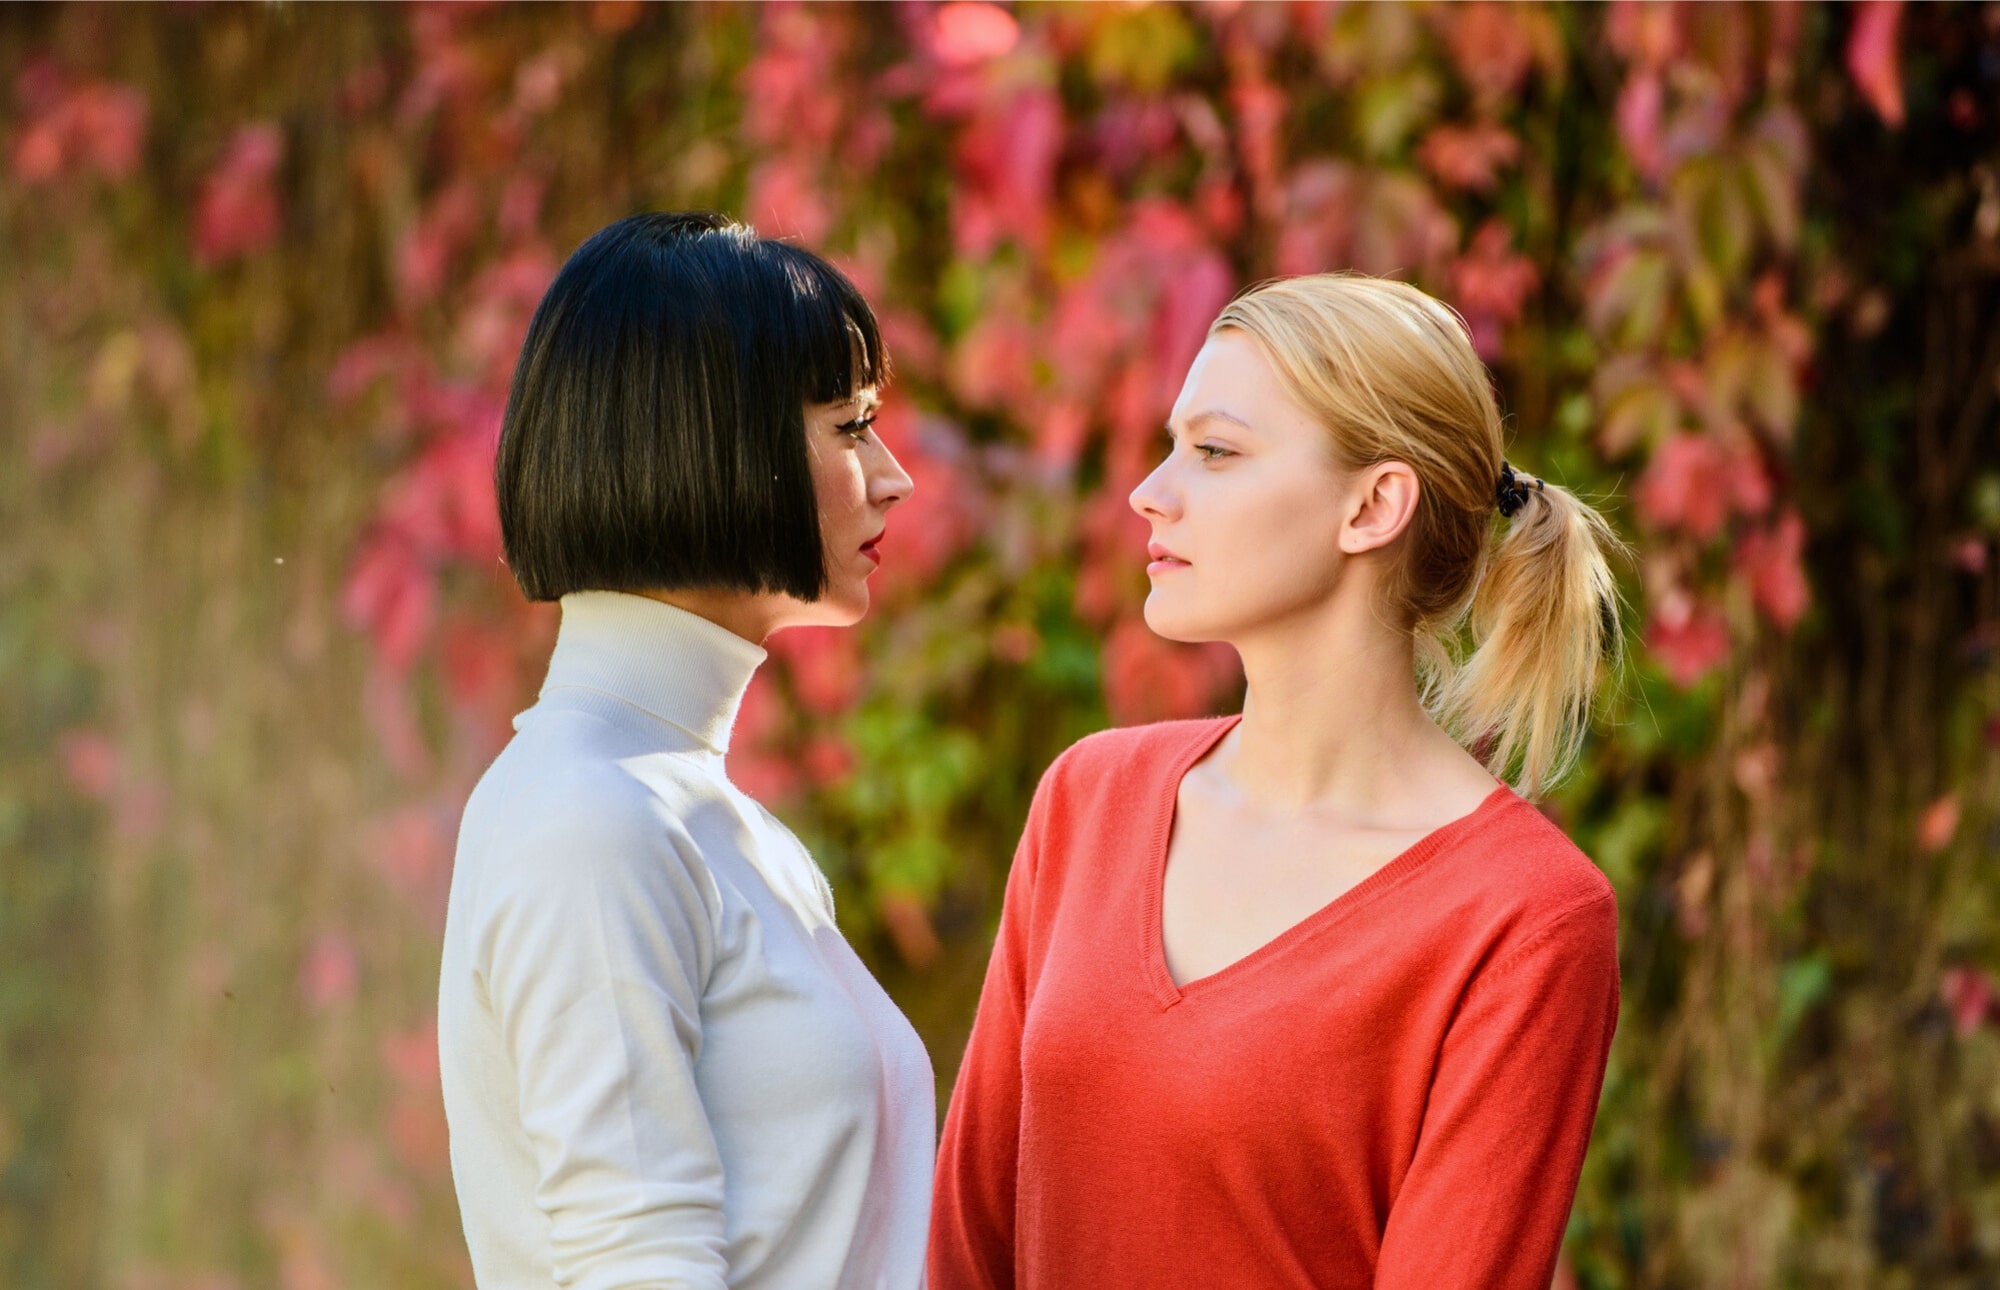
[
  {"x1": 1040, "y1": 716, "x2": 1235, "y2": 798},
  {"x1": 1447, "y1": 793, "x2": 1618, "y2": 966},
  {"x1": 460, "y1": 712, "x2": 719, "y2": 897}
]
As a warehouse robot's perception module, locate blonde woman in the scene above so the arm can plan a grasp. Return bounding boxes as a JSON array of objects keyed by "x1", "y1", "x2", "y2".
[{"x1": 931, "y1": 274, "x2": 1624, "y2": 1289}]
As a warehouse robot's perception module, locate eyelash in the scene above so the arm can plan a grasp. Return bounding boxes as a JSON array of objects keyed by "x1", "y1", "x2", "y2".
[
  {"x1": 837, "y1": 414, "x2": 877, "y2": 440},
  {"x1": 1164, "y1": 436, "x2": 1230, "y2": 461}
]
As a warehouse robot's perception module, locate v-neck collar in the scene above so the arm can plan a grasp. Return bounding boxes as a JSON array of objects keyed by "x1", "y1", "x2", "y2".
[{"x1": 1140, "y1": 716, "x2": 1515, "y2": 1008}]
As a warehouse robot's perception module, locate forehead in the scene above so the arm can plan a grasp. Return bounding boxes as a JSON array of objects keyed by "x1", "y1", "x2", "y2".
[{"x1": 1170, "y1": 333, "x2": 1313, "y2": 434}]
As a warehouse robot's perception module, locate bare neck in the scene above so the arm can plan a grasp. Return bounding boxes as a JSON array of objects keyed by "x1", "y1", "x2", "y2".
[{"x1": 1215, "y1": 589, "x2": 1484, "y2": 819}]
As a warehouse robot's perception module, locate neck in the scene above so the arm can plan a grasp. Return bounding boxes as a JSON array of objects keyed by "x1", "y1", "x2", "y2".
[{"x1": 1217, "y1": 587, "x2": 1449, "y2": 814}]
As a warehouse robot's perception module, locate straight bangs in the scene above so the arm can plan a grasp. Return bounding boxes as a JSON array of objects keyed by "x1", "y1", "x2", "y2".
[{"x1": 764, "y1": 242, "x2": 888, "y2": 405}]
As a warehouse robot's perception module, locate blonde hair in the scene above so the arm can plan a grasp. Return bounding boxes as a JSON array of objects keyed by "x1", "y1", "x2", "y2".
[{"x1": 1210, "y1": 274, "x2": 1627, "y2": 799}]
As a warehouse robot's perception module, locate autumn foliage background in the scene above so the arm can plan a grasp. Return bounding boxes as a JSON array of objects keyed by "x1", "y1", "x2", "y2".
[{"x1": 4, "y1": 1, "x2": 1999, "y2": 1286}]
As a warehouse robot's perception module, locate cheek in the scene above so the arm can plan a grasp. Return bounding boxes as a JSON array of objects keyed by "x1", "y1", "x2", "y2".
[
  {"x1": 810, "y1": 448, "x2": 863, "y2": 517},
  {"x1": 1210, "y1": 470, "x2": 1339, "y2": 569}
]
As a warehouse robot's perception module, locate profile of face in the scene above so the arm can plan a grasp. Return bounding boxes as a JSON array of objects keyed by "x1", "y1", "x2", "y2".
[
  {"x1": 780, "y1": 386, "x2": 913, "y2": 630},
  {"x1": 1129, "y1": 331, "x2": 1412, "y2": 644}
]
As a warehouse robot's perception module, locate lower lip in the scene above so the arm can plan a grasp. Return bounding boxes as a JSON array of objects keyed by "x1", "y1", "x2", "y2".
[
  {"x1": 860, "y1": 544, "x2": 881, "y2": 566},
  {"x1": 1147, "y1": 559, "x2": 1190, "y2": 575}
]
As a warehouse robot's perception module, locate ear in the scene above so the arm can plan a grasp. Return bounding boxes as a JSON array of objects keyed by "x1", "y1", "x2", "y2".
[{"x1": 1338, "y1": 461, "x2": 1421, "y2": 555}]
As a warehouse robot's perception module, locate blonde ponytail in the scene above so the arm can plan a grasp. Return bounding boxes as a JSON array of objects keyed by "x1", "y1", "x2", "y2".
[
  {"x1": 1431, "y1": 474, "x2": 1628, "y2": 799},
  {"x1": 1211, "y1": 274, "x2": 1628, "y2": 799}
]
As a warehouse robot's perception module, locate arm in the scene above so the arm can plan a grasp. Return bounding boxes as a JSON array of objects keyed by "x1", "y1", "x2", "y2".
[
  {"x1": 928, "y1": 766, "x2": 1056, "y2": 1290},
  {"x1": 1373, "y1": 893, "x2": 1620, "y2": 1290},
  {"x1": 480, "y1": 797, "x2": 730, "y2": 1290}
]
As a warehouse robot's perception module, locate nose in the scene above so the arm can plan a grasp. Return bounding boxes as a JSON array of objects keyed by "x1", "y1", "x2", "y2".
[
  {"x1": 868, "y1": 437, "x2": 914, "y2": 509},
  {"x1": 1128, "y1": 456, "x2": 1179, "y2": 523}
]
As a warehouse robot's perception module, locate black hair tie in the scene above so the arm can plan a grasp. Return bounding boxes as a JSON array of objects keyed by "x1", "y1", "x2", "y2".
[{"x1": 1496, "y1": 462, "x2": 1544, "y2": 518}]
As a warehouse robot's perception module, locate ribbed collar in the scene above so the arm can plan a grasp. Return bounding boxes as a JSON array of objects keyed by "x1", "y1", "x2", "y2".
[{"x1": 538, "y1": 590, "x2": 768, "y2": 754}]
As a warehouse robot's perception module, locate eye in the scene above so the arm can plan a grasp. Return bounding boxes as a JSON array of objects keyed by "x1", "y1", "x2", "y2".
[
  {"x1": 836, "y1": 414, "x2": 877, "y2": 440},
  {"x1": 1195, "y1": 442, "x2": 1232, "y2": 460}
]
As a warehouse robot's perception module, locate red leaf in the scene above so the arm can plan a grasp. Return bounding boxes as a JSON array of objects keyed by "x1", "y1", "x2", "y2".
[
  {"x1": 802, "y1": 735, "x2": 856, "y2": 787},
  {"x1": 869, "y1": 404, "x2": 976, "y2": 598},
  {"x1": 769, "y1": 626, "x2": 864, "y2": 715},
  {"x1": 1941, "y1": 965, "x2": 1993, "y2": 1036},
  {"x1": 1918, "y1": 794, "x2": 1961, "y2": 854},
  {"x1": 1646, "y1": 596, "x2": 1732, "y2": 687},
  {"x1": 1846, "y1": 1, "x2": 1905, "y2": 129},
  {"x1": 1440, "y1": 3, "x2": 1543, "y2": 103},
  {"x1": 879, "y1": 890, "x2": 942, "y2": 968},
  {"x1": 1416, "y1": 123, "x2": 1521, "y2": 193},
  {"x1": 1450, "y1": 219, "x2": 1539, "y2": 358},
  {"x1": 192, "y1": 124, "x2": 284, "y2": 266},
  {"x1": 1734, "y1": 510, "x2": 1811, "y2": 630},
  {"x1": 1101, "y1": 618, "x2": 1239, "y2": 725},
  {"x1": 1636, "y1": 434, "x2": 1730, "y2": 538}
]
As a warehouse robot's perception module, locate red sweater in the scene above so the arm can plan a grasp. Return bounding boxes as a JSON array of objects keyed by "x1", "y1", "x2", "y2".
[{"x1": 929, "y1": 717, "x2": 1619, "y2": 1290}]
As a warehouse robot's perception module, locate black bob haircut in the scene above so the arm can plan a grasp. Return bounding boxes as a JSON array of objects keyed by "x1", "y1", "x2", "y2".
[{"x1": 496, "y1": 211, "x2": 887, "y2": 603}]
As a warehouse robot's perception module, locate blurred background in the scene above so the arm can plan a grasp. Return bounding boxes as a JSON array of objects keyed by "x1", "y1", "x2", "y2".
[{"x1": 2, "y1": 1, "x2": 1997, "y2": 1286}]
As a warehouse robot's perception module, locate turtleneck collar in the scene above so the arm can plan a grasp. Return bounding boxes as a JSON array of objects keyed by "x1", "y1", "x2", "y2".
[{"x1": 537, "y1": 590, "x2": 768, "y2": 754}]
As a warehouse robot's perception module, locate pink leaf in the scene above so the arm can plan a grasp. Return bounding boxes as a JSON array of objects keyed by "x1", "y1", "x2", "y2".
[
  {"x1": 1846, "y1": 1, "x2": 1905, "y2": 129},
  {"x1": 933, "y1": 2, "x2": 1020, "y2": 67},
  {"x1": 341, "y1": 536, "x2": 435, "y2": 673},
  {"x1": 747, "y1": 154, "x2": 832, "y2": 245},
  {"x1": 299, "y1": 933, "x2": 359, "y2": 1010},
  {"x1": 1616, "y1": 71, "x2": 1665, "y2": 183},
  {"x1": 58, "y1": 728, "x2": 120, "y2": 799}
]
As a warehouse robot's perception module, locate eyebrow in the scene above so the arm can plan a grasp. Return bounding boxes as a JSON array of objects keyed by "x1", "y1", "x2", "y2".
[{"x1": 1165, "y1": 409, "x2": 1255, "y2": 438}]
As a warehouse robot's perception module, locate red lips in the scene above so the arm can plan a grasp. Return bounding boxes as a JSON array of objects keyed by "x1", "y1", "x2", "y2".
[{"x1": 1146, "y1": 540, "x2": 1188, "y2": 564}]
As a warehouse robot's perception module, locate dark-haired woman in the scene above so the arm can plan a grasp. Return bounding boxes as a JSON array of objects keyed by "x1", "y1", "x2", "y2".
[
  {"x1": 439, "y1": 213, "x2": 931, "y2": 1290},
  {"x1": 931, "y1": 275, "x2": 1624, "y2": 1289}
]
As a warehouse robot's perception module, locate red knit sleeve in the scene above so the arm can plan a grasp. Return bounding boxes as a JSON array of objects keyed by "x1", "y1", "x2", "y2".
[
  {"x1": 1374, "y1": 891, "x2": 1620, "y2": 1290},
  {"x1": 927, "y1": 763, "x2": 1056, "y2": 1290}
]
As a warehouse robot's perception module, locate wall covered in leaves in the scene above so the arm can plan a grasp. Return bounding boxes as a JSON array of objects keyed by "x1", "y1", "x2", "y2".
[{"x1": 4, "y1": 2, "x2": 1998, "y2": 1286}]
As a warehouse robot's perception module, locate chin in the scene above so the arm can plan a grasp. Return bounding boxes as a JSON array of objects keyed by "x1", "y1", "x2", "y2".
[
  {"x1": 1140, "y1": 591, "x2": 1228, "y2": 644},
  {"x1": 817, "y1": 585, "x2": 871, "y2": 627}
]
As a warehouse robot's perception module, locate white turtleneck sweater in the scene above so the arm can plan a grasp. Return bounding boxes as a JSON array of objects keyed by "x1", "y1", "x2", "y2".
[{"x1": 438, "y1": 591, "x2": 935, "y2": 1290}]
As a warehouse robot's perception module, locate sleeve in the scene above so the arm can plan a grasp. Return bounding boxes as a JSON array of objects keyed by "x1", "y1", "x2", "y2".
[
  {"x1": 1373, "y1": 891, "x2": 1621, "y2": 1290},
  {"x1": 927, "y1": 758, "x2": 1059, "y2": 1290},
  {"x1": 478, "y1": 789, "x2": 731, "y2": 1290}
]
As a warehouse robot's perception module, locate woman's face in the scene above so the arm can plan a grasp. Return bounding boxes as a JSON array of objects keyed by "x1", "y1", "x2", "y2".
[
  {"x1": 788, "y1": 387, "x2": 913, "y2": 628},
  {"x1": 1128, "y1": 332, "x2": 1354, "y2": 644}
]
